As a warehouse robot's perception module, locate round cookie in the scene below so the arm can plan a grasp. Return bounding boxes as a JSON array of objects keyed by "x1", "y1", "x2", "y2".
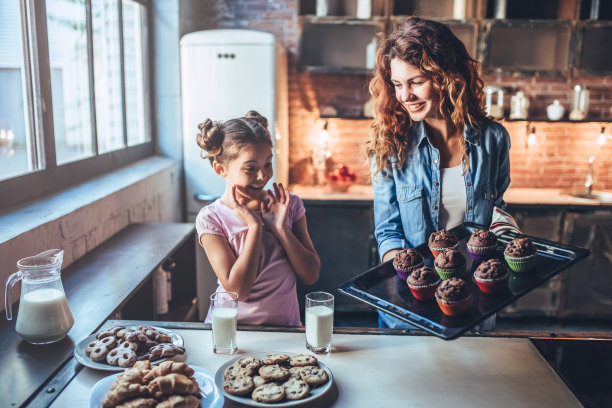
[
  {"x1": 283, "y1": 378, "x2": 310, "y2": 400},
  {"x1": 289, "y1": 354, "x2": 317, "y2": 367},
  {"x1": 288, "y1": 367, "x2": 303, "y2": 379},
  {"x1": 107, "y1": 348, "x2": 137, "y2": 367},
  {"x1": 95, "y1": 326, "x2": 124, "y2": 340},
  {"x1": 251, "y1": 383, "x2": 285, "y2": 403},
  {"x1": 85, "y1": 340, "x2": 98, "y2": 356},
  {"x1": 89, "y1": 342, "x2": 111, "y2": 362},
  {"x1": 117, "y1": 340, "x2": 139, "y2": 352},
  {"x1": 223, "y1": 376, "x2": 255, "y2": 396},
  {"x1": 236, "y1": 356, "x2": 262, "y2": 371},
  {"x1": 224, "y1": 363, "x2": 255, "y2": 380},
  {"x1": 299, "y1": 366, "x2": 328, "y2": 386},
  {"x1": 252, "y1": 375, "x2": 267, "y2": 388},
  {"x1": 259, "y1": 364, "x2": 290, "y2": 382},
  {"x1": 262, "y1": 353, "x2": 290, "y2": 365}
]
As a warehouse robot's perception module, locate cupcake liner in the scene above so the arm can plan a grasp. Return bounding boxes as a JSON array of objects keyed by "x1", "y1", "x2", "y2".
[
  {"x1": 407, "y1": 278, "x2": 441, "y2": 300},
  {"x1": 475, "y1": 271, "x2": 510, "y2": 294},
  {"x1": 504, "y1": 253, "x2": 537, "y2": 273},
  {"x1": 429, "y1": 242, "x2": 459, "y2": 258},
  {"x1": 434, "y1": 263, "x2": 466, "y2": 280},
  {"x1": 436, "y1": 294, "x2": 472, "y2": 316},
  {"x1": 393, "y1": 260, "x2": 424, "y2": 280},
  {"x1": 466, "y1": 243, "x2": 497, "y2": 263}
]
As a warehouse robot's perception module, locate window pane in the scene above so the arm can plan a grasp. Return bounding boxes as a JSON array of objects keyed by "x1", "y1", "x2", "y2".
[
  {"x1": 47, "y1": 0, "x2": 94, "y2": 164},
  {"x1": 92, "y1": 0, "x2": 124, "y2": 153},
  {"x1": 0, "y1": 1, "x2": 32, "y2": 180},
  {"x1": 122, "y1": 0, "x2": 147, "y2": 146}
]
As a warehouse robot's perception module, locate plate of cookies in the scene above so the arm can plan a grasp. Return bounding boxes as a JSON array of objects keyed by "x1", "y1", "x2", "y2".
[
  {"x1": 75, "y1": 325, "x2": 185, "y2": 371},
  {"x1": 90, "y1": 360, "x2": 224, "y2": 408},
  {"x1": 215, "y1": 352, "x2": 333, "y2": 406}
]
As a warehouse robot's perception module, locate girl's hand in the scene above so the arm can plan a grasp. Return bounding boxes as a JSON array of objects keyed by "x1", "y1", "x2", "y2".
[
  {"x1": 261, "y1": 183, "x2": 291, "y2": 233},
  {"x1": 230, "y1": 185, "x2": 263, "y2": 229}
]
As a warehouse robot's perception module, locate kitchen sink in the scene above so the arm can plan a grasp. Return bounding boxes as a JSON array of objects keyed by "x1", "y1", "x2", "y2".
[{"x1": 565, "y1": 191, "x2": 612, "y2": 203}]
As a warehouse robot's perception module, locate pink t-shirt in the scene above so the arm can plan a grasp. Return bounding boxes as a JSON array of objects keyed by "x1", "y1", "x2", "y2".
[{"x1": 196, "y1": 193, "x2": 306, "y2": 326}]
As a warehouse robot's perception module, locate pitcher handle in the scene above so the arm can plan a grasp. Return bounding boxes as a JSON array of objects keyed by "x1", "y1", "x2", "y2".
[{"x1": 5, "y1": 271, "x2": 23, "y2": 320}]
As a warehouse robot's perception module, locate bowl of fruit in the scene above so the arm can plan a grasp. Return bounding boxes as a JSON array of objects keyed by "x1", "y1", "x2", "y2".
[{"x1": 326, "y1": 164, "x2": 356, "y2": 192}]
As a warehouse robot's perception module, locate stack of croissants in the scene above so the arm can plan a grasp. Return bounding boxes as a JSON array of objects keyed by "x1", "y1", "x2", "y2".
[{"x1": 102, "y1": 360, "x2": 201, "y2": 408}]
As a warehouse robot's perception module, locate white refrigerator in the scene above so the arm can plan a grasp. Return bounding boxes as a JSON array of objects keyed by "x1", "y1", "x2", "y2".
[{"x1": 180, "y1": 29, "x2": 288, "y2": 319}]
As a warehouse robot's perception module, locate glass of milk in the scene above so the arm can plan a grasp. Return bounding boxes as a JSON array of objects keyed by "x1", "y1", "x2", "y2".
[
  {"x1": 305, "y1": 291, "x2": 334, "y2": 354},
  {"x1": 210, "y1": 291, "x2": 238, "y2": 354}
]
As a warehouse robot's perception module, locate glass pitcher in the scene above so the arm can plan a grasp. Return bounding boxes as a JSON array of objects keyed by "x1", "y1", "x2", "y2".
[{"x1": 5, "y1": 249, "x2": 74, "y2": 344}]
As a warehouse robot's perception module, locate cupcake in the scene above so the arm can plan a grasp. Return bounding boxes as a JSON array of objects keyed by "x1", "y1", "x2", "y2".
[
  {"x1": 434, "y1": 248, "x2": 466, "y2": 280},
  {"x1": 474, "y1": 259, "x2": 509, "y2": 294},
  {"x1": 406, "y1": 266, "x2": 441, "y2": 300},
  {"x1": 466, "y1": 229, "x2": 498, "y2": 263},
  {"x1": 428, "y1": 230, "x2": 459, "y2": 258},
  {"x1": 392, "y1": 249, "x2": 424, "y2": 280},
  {"x1": 504, "y1": 237, "x2": 537, "y2": 273},
  {"x1": 435, "y1": 277, "x2": 472, "y2": 316}
]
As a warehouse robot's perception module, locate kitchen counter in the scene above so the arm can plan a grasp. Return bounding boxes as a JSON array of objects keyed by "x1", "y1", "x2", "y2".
[
  {"x1": 291, "y1": 185, "x2": 612, "y2": 208},
  {"x1": 49, "y1": 321, "x2": 586, "y2": 408}
]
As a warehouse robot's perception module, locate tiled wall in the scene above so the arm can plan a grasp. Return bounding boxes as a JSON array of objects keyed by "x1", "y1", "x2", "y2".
[{"x1": 179, "y1": 0, "x2": 612, "y2": 190}]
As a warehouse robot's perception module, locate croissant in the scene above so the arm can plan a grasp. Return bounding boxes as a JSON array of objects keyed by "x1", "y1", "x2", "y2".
[
  {"x1": 142, "y1": 361, "x2": 195, "y2": 383},
  {"x1": 156, "y1": 395, "x2": 202, "y2": 408},
  {"x1": 147, "y1": 374, "x2": 200, "y2": 399},
  {"x1": 102, "y1": 382, "x2": 149, "y2": 408},
  {"x1": 115, "y1": 397, "x2": 158, "y2": 408}
]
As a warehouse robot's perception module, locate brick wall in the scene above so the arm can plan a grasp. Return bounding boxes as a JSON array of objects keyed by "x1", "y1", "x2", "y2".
[{"x1": 179, "y1": 1, "x2": 612, "y2": 190}]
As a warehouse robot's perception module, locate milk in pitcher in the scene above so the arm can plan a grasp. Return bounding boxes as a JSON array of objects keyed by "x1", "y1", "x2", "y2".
[{"x1": 16, "y1": 288, "x2": 74, "y2": 344}]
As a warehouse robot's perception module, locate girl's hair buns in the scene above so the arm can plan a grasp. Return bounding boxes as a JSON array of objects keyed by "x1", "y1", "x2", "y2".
[{"x1": 196, "y1": 111, "x2": 272, "y2": 164}]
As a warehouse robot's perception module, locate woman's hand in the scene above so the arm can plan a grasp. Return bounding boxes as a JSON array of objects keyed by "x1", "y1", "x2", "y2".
[
  {"x1": 261, "y1": 183, "x2": 291, "y2": 234},
  {"x1": 230, "y1": 185, "x2": 263, "y2": 229}
]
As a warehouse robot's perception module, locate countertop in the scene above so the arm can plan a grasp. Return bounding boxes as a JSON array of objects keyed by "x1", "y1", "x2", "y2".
[
  {"x1": 291, "y1": 185, "x2": 612, "y2": 208},
  {"x1": 50, "y1": 321, "x2": 582, "y2": 408}
]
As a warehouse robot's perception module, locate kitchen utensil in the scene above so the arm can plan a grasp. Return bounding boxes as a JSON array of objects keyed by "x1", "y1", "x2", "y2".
[
  {"x1": 569, "y1": 85, "x2": 589, "y2": 120},
  {"x1": 484, "y1": 86, "x2": 504, "y2": 119},
  {"x1": 546, "y1": 100, "x2": 565, "y2": 121},
  {"x1": 510, "y1": 91, "x2": 529, "y2": 120},
  {"x1": 5, "y1": 249, "x2": 74, "y2": 344}
]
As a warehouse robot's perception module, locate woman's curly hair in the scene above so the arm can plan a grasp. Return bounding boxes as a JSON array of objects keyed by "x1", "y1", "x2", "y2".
[{"x1": 365, "y1": 17, "x2": 487, "y2": 176}]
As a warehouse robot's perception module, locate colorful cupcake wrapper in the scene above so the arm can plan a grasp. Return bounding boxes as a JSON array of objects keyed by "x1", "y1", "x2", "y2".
[
  {"x1": 504, "y1": 253, "x2": 537, "y2": 273},
  {"x1": 407, "y1": 278, "x2": 441, "y2": 300},
  {"x1": 475, "y1": 272, "x2": 510, "y2": 294},
  {"x1": 435, "y1": 294, "x2": 472, "y2": 316},
  {"x1": 393, "y1": 260, "x2": 424, "y2": 280},
  {"x1": 434, "y1": 263, "x2": 466, "y2": 280},
  {"x1": 429, "y1": 242, "x2": 459, "y2": 258},
  {"x1": 466, "y1": 243, "x2": 497, "y2": 263}
]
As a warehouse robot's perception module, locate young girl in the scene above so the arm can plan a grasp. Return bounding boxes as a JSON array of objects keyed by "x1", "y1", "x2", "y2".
[{"x1": 195, "y1": 110, "x2": 320, "y2": 326}]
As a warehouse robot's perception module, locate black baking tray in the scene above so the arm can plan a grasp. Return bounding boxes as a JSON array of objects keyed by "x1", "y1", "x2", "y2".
[{"x1": 338, "y1": 222, "x2": 591, "y2": 340}]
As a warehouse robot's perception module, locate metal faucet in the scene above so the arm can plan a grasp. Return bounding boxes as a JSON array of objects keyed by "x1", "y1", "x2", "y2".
[{"x1": 585, "y1": 156, "x2": 595, "y2": 194}]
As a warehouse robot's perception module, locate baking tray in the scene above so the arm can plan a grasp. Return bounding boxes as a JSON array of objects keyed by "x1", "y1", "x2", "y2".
[{"x1": 338, "y1": 222, "x2": 591, "y2": 340}]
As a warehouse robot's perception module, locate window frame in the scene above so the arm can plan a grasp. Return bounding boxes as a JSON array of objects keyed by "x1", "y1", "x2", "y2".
[{"x1": 0, "y1": 0, "x2": 153, "y2": 210}]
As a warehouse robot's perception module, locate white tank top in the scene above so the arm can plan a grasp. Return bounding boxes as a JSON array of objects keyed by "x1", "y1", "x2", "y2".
[{"x1": 438, "y1": 164, "x2": 466, "y2": 230}]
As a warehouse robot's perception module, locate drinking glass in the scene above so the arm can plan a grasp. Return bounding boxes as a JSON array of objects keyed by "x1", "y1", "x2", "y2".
[
  {"x1": 305, "y1": 292, "x2": 334, "y2": 354},
  {"x1": 210, "y1": 291, "x2": 238, "y2": 354}
]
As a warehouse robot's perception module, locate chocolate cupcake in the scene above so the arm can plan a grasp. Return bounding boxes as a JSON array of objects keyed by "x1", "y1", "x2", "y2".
[
  {"x1": 466, "y1": 229, "x2": 498, "y2": 263},
  {"x1": 435, "y1": 277, "x2": 472, "y2": 316},
  {"x1": 393, "y1": 249, "x2": 424, "y2": 280},
  {"x1": 474, "y1": 259, "x2": 509, "y2": 294},
  {"x1": 434, "y1": 248, "x2": 466, "y2": 280},
  {"x1": 406, "y1": 266, "x2": 441, "y2": 300},
  {"x1": 428, "y1": 230, "x2": 459, "y2": 258},
  {"x1": 504, "y1": 237, "x2": 537, "y2": 272}
]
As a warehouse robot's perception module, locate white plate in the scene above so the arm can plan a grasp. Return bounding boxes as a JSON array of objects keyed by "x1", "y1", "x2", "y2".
[
  {"x1": 215, "y1": 351, "x2": 333, "y2": 407},
  {"x1": 89, "y1": 365, "x2": 224, "y2": 408},
  {"x1": 75, "y1": 326, "x2": 184, "y2": 371}
]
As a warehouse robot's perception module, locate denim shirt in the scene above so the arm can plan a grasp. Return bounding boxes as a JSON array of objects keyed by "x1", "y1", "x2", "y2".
[{"x1": 372, "y1": 120, "x2": 511, "y2": 259}]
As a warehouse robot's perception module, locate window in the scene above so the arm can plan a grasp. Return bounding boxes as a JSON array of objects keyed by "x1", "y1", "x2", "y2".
[{"x1": 0, "y1": 0, "x2": 152, "y2": 209}]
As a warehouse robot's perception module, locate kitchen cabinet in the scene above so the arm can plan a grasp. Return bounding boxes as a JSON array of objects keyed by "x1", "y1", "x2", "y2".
[
  {"x1": 297, "y1": 200, "x2": 378, "y2": 312},
  {"x1": 298, "y1": 0, "x2": 612, "y2": 75}
]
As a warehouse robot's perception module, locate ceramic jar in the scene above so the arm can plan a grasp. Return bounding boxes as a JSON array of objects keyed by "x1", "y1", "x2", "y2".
[{"x1": 546, "y1": 100, "x2": 565, "y2": 121}]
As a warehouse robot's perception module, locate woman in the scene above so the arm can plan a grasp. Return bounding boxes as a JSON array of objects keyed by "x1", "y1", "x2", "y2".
[{"x1": 365, "y1": 17, "x2": 512, "y2": 328}]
